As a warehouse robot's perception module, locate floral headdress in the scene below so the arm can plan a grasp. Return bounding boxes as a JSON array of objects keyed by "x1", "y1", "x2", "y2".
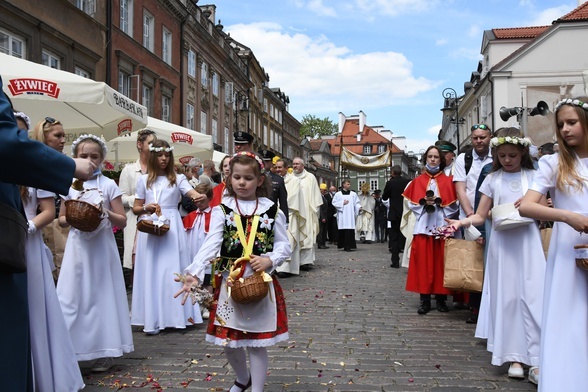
[
  {"x1": 490, "y1": 136, "x2": 532, "y2": 148},
  {"x1": 555, "y1": 98, "x2": 588, "y2": 112},
  {"x1": 231, "y1": 151, "x2": 265, "y2": 174},
  {"x1": 71, "y1": 134, "x2": 108, "y2": 157},
  {"x1": 13, "y1": 111, "x2": 31, "y2": 130},
  {"x1": 148, "y1": 143, "x2": 174, "y2": 153}
]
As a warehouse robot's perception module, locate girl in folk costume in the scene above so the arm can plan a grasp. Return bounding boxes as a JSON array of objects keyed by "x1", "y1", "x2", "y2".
[
  {"x1": 210, "y1": 154, "x2": 231, "y2": 207},
  {"x1": 520, "y1": 97, "x2": 588, "y2": 391},
  {"x1": 176, "y1": 152, "x2": 291, "y2": 392},
  {"x1": 56, "y1": 135, "x2": 133, "y2": 373},
  {"x1": 131, "y1": 139, "x2": 206, "y2": 334},
  {"x1": 447, "y1": 128, "x2": 545, "y2": 385},
  {"x1": 403, "y1": 146, "x2": 458, "y2": 314},
  {"x1": 18, "y1": 111, "x2": 84, "y2": 391}
]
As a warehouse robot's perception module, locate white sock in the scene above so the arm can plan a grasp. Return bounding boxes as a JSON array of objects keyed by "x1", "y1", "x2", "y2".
[
  {"x1": 225, "y1": 347, "x2": 249, "y2": 392},
  {"x1": 248, "y1": 347, "x2": 268, "y2": 392}
]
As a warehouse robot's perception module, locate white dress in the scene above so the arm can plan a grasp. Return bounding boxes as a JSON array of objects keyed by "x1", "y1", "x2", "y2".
[
  {"x1": 476, "y1": 169, "x2": 545, "y2": 367},
  {"x1": 530, "y1": 154, "x2": 588, "y2": 391},
  {"x1": 25, "y1": 188, "x2": 84, "y2": 392},
  {"x1": 57, "y1": 175, "x2": 134, "y2": 361},
  {"x1": 131, "y1": 174, "x2": 202, "y2": 332}
]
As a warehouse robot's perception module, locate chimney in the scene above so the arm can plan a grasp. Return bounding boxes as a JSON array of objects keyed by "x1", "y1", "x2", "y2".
[
  {"x1": 338, "y1": 112, "x2": 346, "y2": 134},
  {"x1": 359, "y1": 110, "x2": 366, "y2": 134}
]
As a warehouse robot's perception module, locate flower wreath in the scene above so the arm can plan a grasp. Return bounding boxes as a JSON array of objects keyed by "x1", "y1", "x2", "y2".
[
  {"x1": 71, "y1": 134, "x2": 108, "y2": 157},
  {"x1": 148, "y1": 143, "x2": 174, "y2": 153},
  {"x1": 490, "y1": 136, "x2": 532, "y2": 148},
  {"x1": 555, "y1": 98, "x2": 588, "y2": 112},
  {"x1": 231, "y1": 151, "x2": 265, "y2": 173}
]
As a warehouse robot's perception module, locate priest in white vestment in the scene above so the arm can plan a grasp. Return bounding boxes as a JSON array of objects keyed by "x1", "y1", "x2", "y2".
[
  {"x1": 332, "y1": 179, "x2": 361, "y2": 251},
  {"x1": 355, "y1": 182, "x2": 376, "y2": 243},
  {"x1": 275, "y1": 159, "x2": 307, "y2": 276},
  {"x1": 292, "y1": 157, "x2": 323, "y2": 270}
]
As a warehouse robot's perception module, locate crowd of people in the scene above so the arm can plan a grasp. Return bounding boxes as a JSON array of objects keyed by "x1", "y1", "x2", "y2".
[{"x1": 3, "y1": 66, "x2": 588, "y2": 390}]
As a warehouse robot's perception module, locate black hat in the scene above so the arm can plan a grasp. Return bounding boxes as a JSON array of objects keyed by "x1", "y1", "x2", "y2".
[
  {"x1": 373, "y1": 189, "x2": 382, "y2": 195},
  {"x1": 435, "y1": 140, "x2": 457, "y2": 153},
  {"x1": 233, "y1": 131, "x2": 254, "y2": 144},
  {"x1": 258, "y1": 149, "x2": 275, "y2": 161}
]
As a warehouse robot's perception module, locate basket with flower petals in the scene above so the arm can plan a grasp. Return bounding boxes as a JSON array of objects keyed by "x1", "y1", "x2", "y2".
[{"x1": 574, "y1": 245, "x2": 588, "y2": 270}]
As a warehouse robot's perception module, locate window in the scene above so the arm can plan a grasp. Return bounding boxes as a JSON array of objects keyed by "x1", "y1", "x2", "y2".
[
  {"x1": 186, "y1": 103, "x2": 194, "y2": 130},
  {"x1": 42, "y1": 50, "x2": 60, "y2": 69},
  {"x1": 75, "y1": 67, "x2": 90, "y2": 78},
  {"x1": 212, "y1": 73, "x2": 218, "y2": 96},
  {"x1": 142, "y1": 84, "x2": 153, "y2": 115},
  {"x1": 263, "y1": 125, "x2": 268, "y2": 145},
  {"x1": 212, "y1": 119, "x2": 218, "y2": 143},
  {"x1": 162, "y1": 95, "x2": 171, "y2": 122},
  {"x1": 370, "y1": 180, "x2": 378, "y2": 191},
  {"x1": 378, "y1": 144, "x2": 387, "y2": 153},
  {"x1": 188, "y1": 50, "x2": 196, "y2": 77},
  {"x1": 201, "y1": 62, "x2": 208, "y2": 88},
  {"x1": 118, "y1": 70, "x2": 132, "y2": 96},
  {"x1": 162, "y1": 28, "x2": 172, "y2": 65},
  {"x1": 363, "y1": 145, "x2": 371, "y2": 154},
  {"x1": 76, "y1": 0, "x2": 96, "y2": 16},
  {"x1": 0, "y1": 29, "x2": 25, "y2": 58},
  {"x1": 120, "y1": 0, "x2": 133, "y2": 35},
  {"x1": 358, "y1": 180, "x2": 366, "y2": 190},
  {"x1": 263, "y1": 98, "x2": 268, "y2": 113},
  {"x1": 224, "y1": 127, "x2": 229, "y2": 154},
  {"x1": 200, "y1": 111, "x2": 207, "y2": 134},
  {"x1": 143, "y1": 11, "x2": 154, "y2": 51},
  {"x1": 225, "y1": 82, "x2": 233, "y2": 104},
  {"x1": 269, "y1": 104, "x2": 274, "y2": 118}
]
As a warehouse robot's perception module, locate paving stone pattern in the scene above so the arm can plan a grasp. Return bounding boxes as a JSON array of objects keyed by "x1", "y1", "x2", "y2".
[{"x1": 81, "y1": 242, "x2": 537, "y2": 391}]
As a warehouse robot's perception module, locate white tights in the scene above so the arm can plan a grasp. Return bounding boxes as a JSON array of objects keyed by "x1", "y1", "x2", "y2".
[{"x1": 226, "y1": 346, "x2": 268, "y2": 392}]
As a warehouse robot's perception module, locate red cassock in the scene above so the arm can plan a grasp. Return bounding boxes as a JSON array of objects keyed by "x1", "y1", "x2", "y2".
[{"x1": 402, "y1": 171, "x2": 457, "y2": 295}]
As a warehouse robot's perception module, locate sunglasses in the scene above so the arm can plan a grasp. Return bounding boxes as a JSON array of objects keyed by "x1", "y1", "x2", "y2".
[
  {"x1": 43, "y1": 116, "x2": 56, "y2": 127},
  {"x1": 471, "y1": 124, "x2": 490, "y2": 132}
]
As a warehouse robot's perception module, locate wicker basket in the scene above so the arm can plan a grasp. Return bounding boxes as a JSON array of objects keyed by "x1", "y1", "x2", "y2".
[
  {"x1": 574, "y1": 245, "x2": 588, "y2": 270},
  {"x1": 137, "y1": 206, "x2": 169, "y2": 236},
  {"x1": 231, "y1": 272, "x2": 269, "y2": 304},
  {"x1": 65, "y1": 199, "x2": 103, "y2": 232},
  {"x1": 137, "y1": 218, "x2": 170, "y2": 236}
]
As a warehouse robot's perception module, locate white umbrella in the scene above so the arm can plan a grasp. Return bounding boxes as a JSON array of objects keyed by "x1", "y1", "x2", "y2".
[
  {"x1": 105, "y1": 117, "x2": 214, "y2": 167},
  {"x1": 1, "y1": 53, "x2": 147, "y2": 141}
]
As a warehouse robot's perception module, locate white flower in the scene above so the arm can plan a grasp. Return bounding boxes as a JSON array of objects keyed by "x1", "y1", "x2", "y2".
[
  {"x1": 225, "y1": 211, "x2": 237, "y2": 227},
  {"x1": 259, "y1": 214, "x2": 274, "y2": 230}
]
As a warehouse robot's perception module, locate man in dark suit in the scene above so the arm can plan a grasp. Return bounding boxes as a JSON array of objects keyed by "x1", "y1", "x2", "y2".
[
  {"x1": 382, "y1": 165, "x2": 410, "y2": 268},
  {"x1": 258, "y1": 149, "x2": 289, "y2": 226},
  {"x1": 317, "y1": 183, "x2": 329, "y2": 249},
  {"x1": 0, "y1": 76, "x2": 94, "y2": 391}
]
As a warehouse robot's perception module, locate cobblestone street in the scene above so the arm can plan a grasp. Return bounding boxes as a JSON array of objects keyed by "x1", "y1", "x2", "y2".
[{"x1": 82, "y1": 241, "x2": 537, "y2": 391}]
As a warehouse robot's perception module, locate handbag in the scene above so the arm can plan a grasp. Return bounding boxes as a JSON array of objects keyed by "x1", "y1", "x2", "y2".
[
  {"x1": 443, "y1": 238, "x2": 484, "y2": 292},
  {"x1": 0, "y1": 202, "x2": 28, "y2": 273},
  {"x1": 491, "y1": 170, "x2": 534, "y2": 231}
]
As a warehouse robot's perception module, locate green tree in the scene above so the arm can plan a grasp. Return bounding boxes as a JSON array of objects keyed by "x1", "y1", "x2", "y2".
[{"x1": 299, "y1": 114, "x2": 338, "y2": 138}]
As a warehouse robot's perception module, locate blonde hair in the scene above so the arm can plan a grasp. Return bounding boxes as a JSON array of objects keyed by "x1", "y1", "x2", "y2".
[
  {"x1": 554, "y1": 96, "x2": 588, "y2": 193},
  {"x1": 30, "y1": 118, "x2": 63, "y2": 144}
]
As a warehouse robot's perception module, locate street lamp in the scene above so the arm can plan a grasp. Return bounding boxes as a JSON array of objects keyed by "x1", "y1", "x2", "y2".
[
  {"x1": 441, "y1": 88, "x2": 464, "y2": 150},
  {"x1": 234, "y1": 90, "x2": 249, "y2": 133}
]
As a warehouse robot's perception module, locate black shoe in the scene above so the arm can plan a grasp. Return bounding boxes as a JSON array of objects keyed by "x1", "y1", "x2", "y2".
[
  {"x1": 417, "y1": 301, "x2": 431, "y2": 314},
  {"x1": 300, "y1": 265, "x2": 312, "y2": 271},
  {"x1": 317, "y1": 245, "x2": 329, "y2": 249},
  {"x1": 390, "y1": 262, "x2": 399, "y2": 268},
  {"x1": 276, "y1": 272, "x2": 289, "y2": 278},
  {"x1": 466, "y1": 314, "x2": 478, "y2": 324},
  {"x1": 436, "y1": 301, "x2": 449, "y2": 312}
]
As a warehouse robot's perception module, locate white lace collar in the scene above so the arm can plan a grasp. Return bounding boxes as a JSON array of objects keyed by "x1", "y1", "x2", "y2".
[{"x1": 221, "y1": 196, "x2": 274, "y2": 215}]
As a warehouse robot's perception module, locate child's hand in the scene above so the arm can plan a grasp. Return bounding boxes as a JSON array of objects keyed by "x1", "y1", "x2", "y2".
[
  {"x1": 444, "y1": 218, "x2": 462, "y2": 231},
  {"x1": 566, "y1": 211, "x2": 588, "y2": 234},
  {"x1": 173, "y1": 274, "x2": 200, "y2": 305},
  {"x1": 514, "y1": 197, "x2": 524, "y2": 208},
  {"x1": 249, "y1": 254, "x2": 272, "y2": 272}
]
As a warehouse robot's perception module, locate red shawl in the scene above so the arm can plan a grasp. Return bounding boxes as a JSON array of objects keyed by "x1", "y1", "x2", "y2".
[{"x1": 402, "y1": 171, "x2": 457, "y2": 207}]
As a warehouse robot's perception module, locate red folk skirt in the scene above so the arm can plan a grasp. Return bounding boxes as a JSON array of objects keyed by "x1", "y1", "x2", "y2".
[
  {"x1": 405, "y1": 234, "x2": 450, "y2": 295},
  {"x1": 206, "y1": 274, "x2": 289, "y2": 345}
]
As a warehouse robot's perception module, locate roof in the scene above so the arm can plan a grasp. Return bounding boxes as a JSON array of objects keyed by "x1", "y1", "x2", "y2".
[
  {"x1": 492, "y1": 26, "x2": 549, "y2": 39},
  {"x1": 329, "y1": 117, "x2": 401, "y2": 155},
  {"x1": 558, "y1": 1, "x2": 588, "y2": 21}
]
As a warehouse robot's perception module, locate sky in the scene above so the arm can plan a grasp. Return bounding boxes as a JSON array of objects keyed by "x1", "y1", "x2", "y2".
[{"x1": 212, "y1": 0, "x2": 578, "y2": 153}]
